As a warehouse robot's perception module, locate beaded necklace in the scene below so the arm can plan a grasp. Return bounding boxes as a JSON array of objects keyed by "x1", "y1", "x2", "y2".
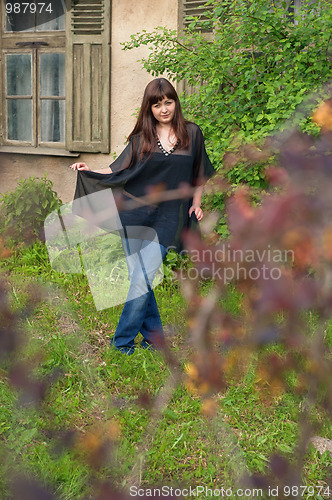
[{"x1": 156, "y1": 136, "x2": 179, "y2": 157}]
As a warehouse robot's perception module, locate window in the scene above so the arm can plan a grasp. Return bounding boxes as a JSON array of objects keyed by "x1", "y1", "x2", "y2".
[
  {"x1": 179, "y1": 0, "x2": 214, "y2": 33},
  {"x1": 1, "y1": 1, "x2": 66, "y2": 149},
  {"x1": 0, "y1": 0, "x2": 111, "y2": 154}
]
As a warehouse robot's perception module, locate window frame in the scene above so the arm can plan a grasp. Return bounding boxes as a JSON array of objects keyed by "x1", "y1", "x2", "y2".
[
  {"x1": 0, "y1": 0, "x2": 67, "y2": 152},
  {"x1": 3, "y1": 48, "x2": 35, "y2": 146},
  {"x1": 37, "y1": 48, "x2": 66, "y2": 147},
  {"x1": 0, "y1": 0, "x2": 111, "y2": 155}
]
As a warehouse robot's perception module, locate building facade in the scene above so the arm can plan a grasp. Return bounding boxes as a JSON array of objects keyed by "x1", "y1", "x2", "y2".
[{"x1": 0, "y1": 0, "x2": 186, "y2": 201}]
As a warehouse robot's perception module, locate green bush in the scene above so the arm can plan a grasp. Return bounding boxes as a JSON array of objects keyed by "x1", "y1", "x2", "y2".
[
  {"x1": 124, "y1": 0, "x2": 331, "y2": 167},
  {"x1": 123, "y1": 0, "x2": 332, "y2": 233},
  {"x1": 0, "y1": 175, "x2": 62, "y2": 243},
  {"x1": 163, "y1": 249, "x2": 191, "y2": 285}
]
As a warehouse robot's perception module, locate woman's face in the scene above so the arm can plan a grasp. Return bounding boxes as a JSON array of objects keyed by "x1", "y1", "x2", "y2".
[{"x1": 151, "y1": 96, "x2": 176, "y2": 125}]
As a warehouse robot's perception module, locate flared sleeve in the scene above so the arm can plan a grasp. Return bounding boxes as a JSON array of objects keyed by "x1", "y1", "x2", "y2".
[
  {"x1": 108, "y1": 135, "x2": 137, "y2": 173},
  {"x1": 73, "y1": 136, "x2": 141, "y2": 201},
  {"x1": 192, "y1": 124, "x2": 216, "y2": 186}
]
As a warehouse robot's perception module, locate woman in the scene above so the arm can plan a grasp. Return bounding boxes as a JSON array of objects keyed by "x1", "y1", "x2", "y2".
[{"x1": 70, "y1": 78, "x2": 215, "y2": 354}]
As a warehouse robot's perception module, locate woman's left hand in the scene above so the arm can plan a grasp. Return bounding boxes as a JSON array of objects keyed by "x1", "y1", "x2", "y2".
[{"x1": 189, "y1": 205, "x2": 203, "y2": 221}]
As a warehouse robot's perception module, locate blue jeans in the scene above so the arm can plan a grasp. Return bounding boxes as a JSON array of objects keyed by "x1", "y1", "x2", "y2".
[{"x1": 110, "y1": 238, "x2": 168, "y2": 354}]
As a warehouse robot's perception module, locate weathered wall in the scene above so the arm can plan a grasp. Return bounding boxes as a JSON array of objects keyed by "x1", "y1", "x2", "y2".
[
  {"x1": 0, "y1": 152, "x2": 113, "y2": 203},
  {"x1": 110, "y1": 0, "x2": 178, "y2": 154},
  {"x1": 0, "y1": 0, "x2": 178, "y2": 203}
]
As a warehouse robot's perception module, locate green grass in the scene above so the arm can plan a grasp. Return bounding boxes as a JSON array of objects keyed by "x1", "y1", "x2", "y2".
[{"x1": 0, "y1": 241, "x2": 331, "y2": 499}]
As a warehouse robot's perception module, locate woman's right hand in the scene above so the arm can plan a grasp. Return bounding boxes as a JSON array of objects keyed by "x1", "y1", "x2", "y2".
[{"x1": 69, "y1": 162, "x2": 90, "y2": 171}]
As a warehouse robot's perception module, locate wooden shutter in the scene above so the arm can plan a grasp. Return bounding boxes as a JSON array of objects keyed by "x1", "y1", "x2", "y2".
[
  {"x1": 66, "y1": 0, "x2": 110, "y2": 152},
  {"x1": 180, "y1": 1, "x2": 213, "y2": 33}
]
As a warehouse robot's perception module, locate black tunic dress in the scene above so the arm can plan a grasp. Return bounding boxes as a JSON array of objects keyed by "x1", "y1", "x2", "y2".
[{"x1": 74, "y1": 122, "x2": 215, "y2": 251}]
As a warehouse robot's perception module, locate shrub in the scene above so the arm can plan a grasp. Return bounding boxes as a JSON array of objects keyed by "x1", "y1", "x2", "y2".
[
  {"x1": 124, "y1": 0, "x2": 331, "y2": 166},
  {"x1": 0, "y1": 175, "x2": 62, "y2": 244}
]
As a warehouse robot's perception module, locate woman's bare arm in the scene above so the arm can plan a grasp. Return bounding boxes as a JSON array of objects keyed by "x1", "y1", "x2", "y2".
[
  {"x1": 69, "y1": 162, "x2": 112, "y2": 173},
  {"x1": 189, "y1": 185, "x2": 204, "y2": 221}
]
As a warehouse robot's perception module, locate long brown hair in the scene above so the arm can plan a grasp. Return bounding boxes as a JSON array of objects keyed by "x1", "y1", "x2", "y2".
[{"x1": 127, "y1": 78, "x2": 189, "y2": 161}]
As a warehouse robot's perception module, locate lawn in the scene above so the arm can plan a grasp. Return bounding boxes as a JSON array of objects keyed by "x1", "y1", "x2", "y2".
[{"x1": 0, "y1": 240, "x2": 331, "y2": 499}]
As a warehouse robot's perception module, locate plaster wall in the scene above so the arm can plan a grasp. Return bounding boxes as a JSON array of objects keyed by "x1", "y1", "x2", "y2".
[
  {"x1": 0, "y1": 0, "x2": 178, "y2": 203},
  {"x1": 0, "y1": 152, "x2": 112, "y2": 203},
  {"x1": 110, "y1": 0, "x2": 179, "y2": 154}
]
